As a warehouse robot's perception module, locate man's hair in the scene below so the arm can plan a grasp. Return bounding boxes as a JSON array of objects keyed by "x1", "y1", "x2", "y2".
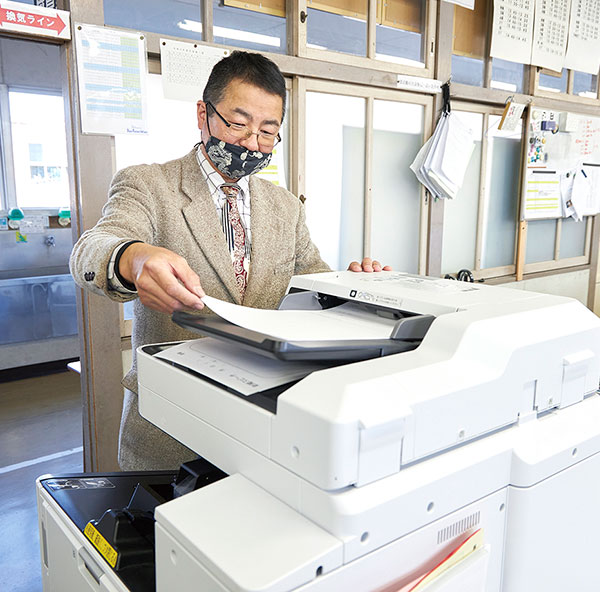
[{"x1": 203, "y1": 51, "x2": 286, "y2": 121}]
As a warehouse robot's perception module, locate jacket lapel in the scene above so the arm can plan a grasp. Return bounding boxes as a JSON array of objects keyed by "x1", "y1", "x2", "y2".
[{"x1": 180, "y1": 149, "x2": 241, "y2": 304}]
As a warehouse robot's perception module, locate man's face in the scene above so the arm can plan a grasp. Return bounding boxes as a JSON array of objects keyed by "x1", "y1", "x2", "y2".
[{"x1": 197, "y1": 79, "x2": 283, "y2": 154}]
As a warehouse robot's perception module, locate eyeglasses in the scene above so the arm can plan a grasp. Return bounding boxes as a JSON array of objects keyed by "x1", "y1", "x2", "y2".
[{"x1": 206, "y1": 101, "x2": 281, "y2": 149}]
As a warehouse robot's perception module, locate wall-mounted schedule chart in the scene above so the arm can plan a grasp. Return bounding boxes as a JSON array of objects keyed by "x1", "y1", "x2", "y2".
[
  {"x1": 564, "y1": 0, "x2": 600, "y2": 74},
  {"x1": 531, "y1": 0, "x2": 570, "y2": 72},
  {"x1": 75, "y1": 24, "x2": 148, "y2": 136},
  {"x1": 490, "y1": 0, "x2": 535, "y2": 65}
]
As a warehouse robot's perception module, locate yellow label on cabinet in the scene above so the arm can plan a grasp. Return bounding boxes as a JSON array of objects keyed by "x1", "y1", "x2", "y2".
[{"x1": 84, "y1": 522, "x2": 118, "y2": 568}]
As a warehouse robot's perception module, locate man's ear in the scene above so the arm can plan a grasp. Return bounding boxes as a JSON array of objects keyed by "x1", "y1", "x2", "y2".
[{"x1": 197, "y1": 100, "x2": 207, "y2": 130}]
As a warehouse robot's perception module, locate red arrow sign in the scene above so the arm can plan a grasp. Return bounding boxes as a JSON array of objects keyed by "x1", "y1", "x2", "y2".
[{"x1": 0, "y1": 6, "x2": 66, "y2": 35}]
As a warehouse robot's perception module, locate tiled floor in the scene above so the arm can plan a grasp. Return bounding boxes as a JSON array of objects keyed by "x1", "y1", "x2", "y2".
[{"x1": 0, "y1": 369, "x2": 83, "y2": 592}]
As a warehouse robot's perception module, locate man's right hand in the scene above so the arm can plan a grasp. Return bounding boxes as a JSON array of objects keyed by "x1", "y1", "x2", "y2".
[{"x1": 119, "y1": 243, "x2": 205, "y2": 314}]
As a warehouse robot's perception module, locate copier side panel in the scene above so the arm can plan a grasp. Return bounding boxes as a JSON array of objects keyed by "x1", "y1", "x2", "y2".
[
  {"x1": 155, "y1": 478, "x2": 506, "y2": 592},
  {"x1": 138, "y1": 380, "x2": 305, "y2": 511},
  {"x1": 37, "y1": 483, "x2": 128, "y2": 592},
  {"x1": 502, "y1": 447, "x2": 600, "y2": 592},
  {"x1": 137, "y1": 347, "x2": 273, "y2": 455}
]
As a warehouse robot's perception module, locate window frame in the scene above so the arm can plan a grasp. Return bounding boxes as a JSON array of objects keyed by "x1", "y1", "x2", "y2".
[
  {"x1": 301, "y1": 77, "x2": 433, "y2": 273},
  {"x1": 0, "y1": 84, "x2": 69, "y2": 217},
  {"x1": 298, "y1": 0, "x2": 437, "y2": 78}
]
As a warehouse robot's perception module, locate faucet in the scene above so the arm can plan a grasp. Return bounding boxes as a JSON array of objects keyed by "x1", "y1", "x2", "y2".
[{"x1": 45, "y1": 235, "x2": 56, "y2": 247}]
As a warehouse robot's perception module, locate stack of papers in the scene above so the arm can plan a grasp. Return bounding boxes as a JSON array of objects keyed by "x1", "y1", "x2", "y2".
[{"x1": 410, "y1": 112, "x2": 475, "y2": 199}]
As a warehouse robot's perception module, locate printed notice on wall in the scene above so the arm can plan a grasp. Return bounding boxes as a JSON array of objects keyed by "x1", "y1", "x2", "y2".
[
  {"x1": 490, "y1": 0, "x2": 535, "y2": 65},
  {"x1": 524, "y1": 171, "x2": 562, "y2": 219},
  {"x1": 160, "y1": 40, "x2": 230, "y2": 102},
  {"x1": 563, "y1": 0, "x2": 600, "y2": 74},
  {"x1": 75, "y1": 24, "x2": 148, "y2": 136},
  {"x1": 530, "y1": 0, "x2": 570, "y2": 72}
]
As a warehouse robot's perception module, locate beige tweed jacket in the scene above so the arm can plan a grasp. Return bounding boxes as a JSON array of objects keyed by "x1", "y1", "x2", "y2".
[{"x1": 71, "y1": 147, "x2": 331, "y2": 393}]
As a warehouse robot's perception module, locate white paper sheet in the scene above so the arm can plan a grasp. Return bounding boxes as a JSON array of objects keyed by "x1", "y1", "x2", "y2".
[
  {"x1": 530, "y1": 0, "x2": 570, "y2": 72},
  {"x1": 563, "y1": 0, "x2": 600, "y2": 74},
  {"x1": 524, "y1": 170, "x2": 562, "y2": 219},
  {"x1": 202, "y1": 295, "x2": 397, "y2": 342},
  {"x1": 490, "y1": 0, "x2": 534, "y2": 64},
  {"x1": 160, "y1": 40, "x2": 230, "y2": 102},
  {"x1": 156, "y1": 338, "x2": 324, "y2": 396},
  {"x1": 570, "y1": 166, "x2": 600, "y2": 217},
  {"x1": 75, "y1": 24, "x2": 148, "y2": 136},
  {"x1": 442, "y1": 0, "x2": 475, "y2": 8},
  {"x1": 438, "y1": 113, "x2": 476, "y2": 193},
  {"x1": 560, "y1": 170, "x2": 578, "y2": 219},
  {"x1": 410, "y1": 112, "x2": 474, "y2": 200}
]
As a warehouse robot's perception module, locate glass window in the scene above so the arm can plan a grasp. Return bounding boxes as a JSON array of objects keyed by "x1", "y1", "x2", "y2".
[
  {"x1": 538, "y1": 69, "x2": 568, "y2": 93},
  {"x1": 481, "y1": 115, "x2": 522, "y2": 269},
  {"x1": 573, "y1": 72, "x2": 598, "y2": 98},
  {"x1": 213, "y1": 0, "x2": 286, "y2": 54},
  {"x1": 441, "y1": 111, "x2": 483, "y2": 275},
  {"x1": 491, "y1": 58, "x2": 524, "y2": 93},
  {"x1": 525, "y1": 219, "x2": 556, "y2": 263},
  {"x1": 8, "y1": 90, "x2": 69, "y2": 209},
  {"x1": 376, "y1": 0, "x2": 425, "y2": 67},
  {"x1": 559, "y1": 217, "x2": 587, "y2": 259},
  {"x1": 307, "y1": 1, "x2": 367, "y2": 56},
  {"x1": 370, "y1": 100, "x2": 424, "y2": 273},
  {"x1": 451, "y1": 1, "x2": 486, "y2": 87},
  {"x1": 451, "y1": 55, "x2": 484, "y2": 87},
  {"x1": 452, "y1": 4, "x2": 526, "y2": 92},
  {"x1": 104, "y1": 0, "x2": 203, "y2": 41},
  {"x1": 305, "y1": 92, "x2": 365, "y2": 269}
]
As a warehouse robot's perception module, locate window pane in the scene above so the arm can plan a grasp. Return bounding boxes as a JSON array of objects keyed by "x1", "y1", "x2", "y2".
[
  {"x1": 9, "y1": 91, "x2": 69, "y2": 209},
  {"x1": 213, "y1": 1, "x2": 286, "y2": 54},
  {"x1": 451, "y1": 55, "x2": 484, "y2": 87},
  {"x1": 539, "y1": 69, "x2": 568, "y2": 93},
  {"x1": 481, "y1": 115, "x2": 521, "y2": 269},
  {"x1": 104, "y1": 0, "x2": 203, "y2": 41},
  {"x1": 441, "y1": 112, "x2": 483, "y2": 275},
  {"x1": 560, "y1": 217, "x2": 587, "y2": 258},
  {"x1": 451, "y1": 1, "x2": 487, "y2": 87},
  {"x1": 370, "y1": 100, "x2": 424, "y2": 274},
  {"x1": 305, "y1": 92, "x2": 365, "y2": 269},
  {"x1": 376, "y1": 0, "x2": 425, "y2": 67},
  {"x1": 525, "y1": 219, "x2": 556, "y2": 263},
  {"x1": 491, "y1": 58, "x2": 524, "y2": 93},
  {"x1": 573, "y1": 72, "x2": 598, "y2": 98},
  {"x1": 307, "y1": 1, "x2": 367, "y2": 57}
]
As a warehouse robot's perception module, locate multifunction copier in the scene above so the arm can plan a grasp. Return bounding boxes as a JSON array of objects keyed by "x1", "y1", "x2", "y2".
[{"x1": 38, "y1": 271, "x2": 600, "y2": 592}]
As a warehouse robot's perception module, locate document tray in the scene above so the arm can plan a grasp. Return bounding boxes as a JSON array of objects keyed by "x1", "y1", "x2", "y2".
[{"x1": 172, "y1": 311, "x2": 421, "y2": 361}]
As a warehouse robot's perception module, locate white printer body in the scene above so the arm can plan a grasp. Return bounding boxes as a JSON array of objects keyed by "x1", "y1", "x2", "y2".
[{"x1": 132, "y1": 271, "x2": 600, "y2": 592}]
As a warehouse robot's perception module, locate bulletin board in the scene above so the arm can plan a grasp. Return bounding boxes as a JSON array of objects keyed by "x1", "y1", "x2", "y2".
[{"x1": 521, "y1": 108, "x2": 600, "y2": 221}]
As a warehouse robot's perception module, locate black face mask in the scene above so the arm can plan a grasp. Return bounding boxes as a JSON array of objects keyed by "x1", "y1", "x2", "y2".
[{"x1": 202, "y1": 134, "x2": 272, "y2": 179}]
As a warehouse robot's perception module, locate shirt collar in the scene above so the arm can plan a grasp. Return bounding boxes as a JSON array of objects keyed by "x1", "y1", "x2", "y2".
[{"x1": 196, "y1": 144, "x2": 250, "y2": 202}]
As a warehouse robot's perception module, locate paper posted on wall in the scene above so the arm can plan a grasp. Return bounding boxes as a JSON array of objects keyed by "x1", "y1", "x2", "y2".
[
  {"x1": 75, "y1": 24, "x2": 148, "y2": 136},
  {"x1": 410, "y1": 112, "x2": 475, "y2": 199},
  {"x1": 559, "y1": 165, "x2": 600, "y2": 221}
]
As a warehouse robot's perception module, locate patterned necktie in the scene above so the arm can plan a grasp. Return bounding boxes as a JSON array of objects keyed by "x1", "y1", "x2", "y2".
[{"x1": 220, "y1": 183, "x2": 247, "y2": 298}]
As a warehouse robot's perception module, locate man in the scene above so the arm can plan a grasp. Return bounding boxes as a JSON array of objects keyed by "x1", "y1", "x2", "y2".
[{"x1": 70, "y1": 51, "x2": 389, "y2": 471}]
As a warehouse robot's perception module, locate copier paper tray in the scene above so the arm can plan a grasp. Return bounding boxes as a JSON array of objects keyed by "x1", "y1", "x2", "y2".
[{"x1": 172, "y1": 303, "x2": 434, "y2": 362}]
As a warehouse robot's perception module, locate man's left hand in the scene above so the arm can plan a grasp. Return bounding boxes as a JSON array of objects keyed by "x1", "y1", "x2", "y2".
[{"x1": 347, "y1": 257, "x2": 392, "y2": 272}]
